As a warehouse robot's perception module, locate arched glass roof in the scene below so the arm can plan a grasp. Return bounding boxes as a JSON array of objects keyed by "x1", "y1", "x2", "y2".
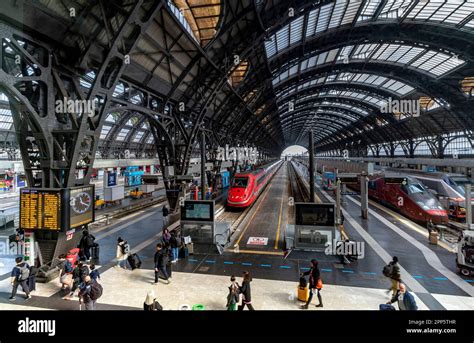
[{"x1": 265, "y1": 0, "x2": 474, "y2": 59}]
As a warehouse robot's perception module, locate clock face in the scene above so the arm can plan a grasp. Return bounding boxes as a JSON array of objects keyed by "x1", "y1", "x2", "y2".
[{"x1": 70, "y1": 191, "x2": 92, "y2": 214}]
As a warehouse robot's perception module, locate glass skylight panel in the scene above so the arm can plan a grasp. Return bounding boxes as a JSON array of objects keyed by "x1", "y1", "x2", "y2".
[
  {"x1": 412, "y1": 51, "x2": 448, "y2": 74},
  {"x1": 289, "y1": 15, "x2": 304, "y2": 45},
  {"x1": 444, "y1": 2, "x2": 474, "y2": 24},
  {"x1": 276, "y1": 24, "x2": 289, "y2": 52},
  {"x1": 289, "y1": 65, "x2": 299, "y2": 78},
  {"x1": 0, "y1": 93, "x2": 8, "y2": 101},
  {"x1": 379, "y1": 0, "x2": 411, "y2": 19},
  {"x1": 326, "y1": 49, "x2": 339, "y2": 63},
  {"x1": 352, "y1": 44, "x2": 378, "y2": 59},
  {"x1": 464, "y1": 19, "x2": 474, "y2": 28},
  {"x1": 113, "y1": 83, "x2": 125, "y2": 97},
  {"x1": 116, "y1": 128, "x2": 129, "y2": 141},
  {"x1": 413, "y1": 2, "x2": 444, "y2": 20},
  {"x1": 146, "y1": 136, "x2": 154, "y2": 144},
  {"x1": 341, "y1": 1, "x2": 363, "y2": 25},
  {"x1": 328, "y1": 0, "x2": 348, "y2": 29},
  {"x1": 133, "y1": 131, "x2": 145, "y2": 143},
  {"x1": 105, "y1": 114, "x2": 116, "y2": 123},
  {"x1": 100, "y1": 125, "x2": 111, "y2": 139},
  {"x1": 306, "y1": 8, "x2": 319, "y2": 36},
  {"x1": 337, "y1": 45, "x2": 354, "y2": 61},
  {"x1": 264, "y1": 37, "x2": 277, "y2": 58},
  {"x1": 125, "y1": 119, "x2": 133, "y2": 126},
  {"x1": 337, "y1": 72, "x2": 354, "y2": 81},
  {"x1": 316, "y1": 51, "x2": 328, "y2": 65},
  {"x1": 358, "y1": 0, "x2": 383, "y2": 21},
  {"x1": 316, "y1": 3, "x2": 333, "y2": 33},
  {"x1": 430, "y1": 55, "x2": 465, "y2": 76},
  {"x1": 326, "y1": 74, "x2": 337, "y2": 82}
]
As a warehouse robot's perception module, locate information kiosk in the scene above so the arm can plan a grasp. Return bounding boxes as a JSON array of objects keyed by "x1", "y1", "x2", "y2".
[
  {"x1": 180, "y1": 200, "x2": 230, "y2": 254},
  {"x1": 286, "y1": 203, "x2": 340, "y2": 252}
]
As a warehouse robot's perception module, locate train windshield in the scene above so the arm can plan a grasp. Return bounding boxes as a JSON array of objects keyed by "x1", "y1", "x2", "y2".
[
  {"x1": 232, "y1": 177, "x2": 249, "y2": 188},
  {"x1": 449, "y1": 176, "x2": 473, "y2": 196}
]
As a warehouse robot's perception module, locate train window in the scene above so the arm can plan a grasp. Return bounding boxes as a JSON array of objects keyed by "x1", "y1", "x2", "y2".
[
  {"x1": 232, "y1": 177, "x2": 248, "y2": 188},
  {"x1": 368, "y1": 180, "x2": 377, "y2": 190},
  {"x1": 402, "y1": 183, "x2": 425, "y2": 194}
]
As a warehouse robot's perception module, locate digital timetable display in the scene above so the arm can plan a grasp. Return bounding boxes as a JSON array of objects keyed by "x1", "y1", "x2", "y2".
[{"x1": 20, "y1": 189, "x2": 62, "y2": 230}]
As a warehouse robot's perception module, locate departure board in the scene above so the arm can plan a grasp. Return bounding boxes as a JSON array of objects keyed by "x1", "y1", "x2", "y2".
[{"x1": 20, "y1": 189, "x2": 61, "y2": 230}]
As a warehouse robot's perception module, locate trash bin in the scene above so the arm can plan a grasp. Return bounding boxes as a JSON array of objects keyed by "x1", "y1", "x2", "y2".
[
  {"x1": 429, "y1": 231, "x2": 438, "y2": 245},
  {"x1": 192, "y1": 304, "x2": 205, "y2": 311}
]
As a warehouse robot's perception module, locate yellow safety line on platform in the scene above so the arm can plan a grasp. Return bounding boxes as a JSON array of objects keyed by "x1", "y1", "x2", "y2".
[
  {"x1": 275, "y1": 170, "x2": 285, "y2": 250},
  {"x1": 235, "y1": 249, "x2": 285, "y2": 256},
  {"x1": 235, "y1": 168, "x2": 278, "y2": 246}
]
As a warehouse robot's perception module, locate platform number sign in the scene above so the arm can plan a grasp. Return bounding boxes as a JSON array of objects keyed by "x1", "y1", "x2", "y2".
[
  {"x1": 342, "y1": 149, "x2": 349, "y2": 158},
  {"x1": 398, "y1": 196, "x2": 404, "y2": 207}
]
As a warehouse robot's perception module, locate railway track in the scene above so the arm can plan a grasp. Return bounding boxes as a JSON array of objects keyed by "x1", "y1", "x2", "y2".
[{"x1": 288, "y1": 161, "x2": 310, "y2": 202}]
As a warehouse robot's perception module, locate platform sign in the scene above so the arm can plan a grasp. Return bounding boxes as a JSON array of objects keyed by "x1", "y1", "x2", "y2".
[
  {"x1": 19, "y1": 189, "x2": 62, "y2": 230},
  {"x1": 181, "y1": 200, "x2": 215, "y2": 222},
  {"x1": 247, "y1": 237, "x2": 268, "y2": 246},
  {"x1": 142, "y1": 175, "x2": 160, "y2": 185},
  {"x1": 107, "y1": 172, "x2": 117, "y2": 187},
  {"x1": 337, "y1": 177, "x2": 359, "y2": 184},
  {"x1": 69, "y1": 185, "x2": 95, "y2": 228},
  {"x1": 295, "y1": 203, "x2": 335, "y2": 227},
  {"x1": 384, "y1": 177, "x2": 407, "y2": 185}
]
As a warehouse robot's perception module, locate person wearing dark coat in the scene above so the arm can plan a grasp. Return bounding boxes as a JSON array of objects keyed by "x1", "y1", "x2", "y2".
[
  {"x1": 301, "y1": 259, "x2": 323, "y2": 309},
  {"x1": 238, "y1": 272, "x2": 254, "y2": 311},
  {"x1": 388, "y1": 283, "x2": 418, "y2": 311},
  {"x1": 153, "y1": 243, "x2": 170, "y2": 284},
  {"x1": 170, "y1": 231, "x2": 180, "y2": 263},
  {"x1": 144, "y1": 291, "x2": 163, "y2": 311},
  {"x1": 162, "y1": 205, "x2": 169, "y2": 227},
  {"x1": 78, "y1": 230, "x2": 96, "y2": 262}
]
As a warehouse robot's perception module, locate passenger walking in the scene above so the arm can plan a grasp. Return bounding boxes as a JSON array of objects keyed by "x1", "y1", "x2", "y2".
[
  {"x1": 58, "y1": 254, "x2": 73, "y2": 291},
  {"x1": 170, "y1": 231, "x2": 180, "y2": 263},
  {"x1": 116, "y1": 237, "x2": 129, "y2": 269},
  {"x1": 387, "y1": 283, "x2": 418, "y2": 311},
  {"x1": 383, "y1": 256, "x2": 401, "y2": 296},
  {"x1": 301, "y1": 259, "x2": 323, "y2": 309},
  {"x1": 226, "y1": 276, "x2": 240, "y2": 311},
  {"x1": 78, "y1": 276, "x2": 102, "y2": 311},
  {"x1": 78, "y1": 230, "x2": 96, "y2": 262},
  {"x1": 162, "y1": 205, "x2": 169, "y2": 227},
  {"x1": 9, "y1": 257, "x2": 31, "y2": 301},
  {"x1": 89, "y1": 265, "x2": 101, "y2": 281},
  {"x1": 162, "y1": 228, "x2": 171, "y2": 245},
  {"x1": 144, "y1": 291, "x2": 163, "y2": 311},
  {"x1": 64, "y1": 261, "x2": 89, "y2": 300},
  {"x1": 238, "y1": 272, "x2": 254, "y2": 311},
  {"x1": 153, "y1": 243, "x2": 170, "y2": 284}
]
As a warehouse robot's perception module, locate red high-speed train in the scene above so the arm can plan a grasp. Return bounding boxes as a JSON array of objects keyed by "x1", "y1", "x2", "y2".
[
  {"x1": 351, "y1": 173, "x2": 448, "y2": 226},
  {"x1": 227, "y1": 161, "x2": 282, "y2": 208}
]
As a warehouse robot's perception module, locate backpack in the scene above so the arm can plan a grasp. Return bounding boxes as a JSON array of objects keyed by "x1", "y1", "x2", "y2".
[
  {"x1": 383, "y1": 263, "x2": 394, "y2": 277},
  {"x1": 299, "y1": 276, "x2": 307, "y2": 288},
  {"x1": 18, "y1": 264, "x2": 30, "y2": 281},
  {"x1": 85, "y1": 235, "x2": 95, "y2": 247},
  {"x1": 89, "y1": 281, "x2": 103, "y2": 301},
  {"x1": 121, "y1": 242, "x2": 130, "y2": 254},
  {"x1": 64, "y1": 261, "x2": 73, "y2": 274}
]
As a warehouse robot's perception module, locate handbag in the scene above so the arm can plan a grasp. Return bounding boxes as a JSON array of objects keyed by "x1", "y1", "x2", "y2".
[
  {"x1": 316, "y1": 278, "x2": 323, "y2": 290},
  {"x1": 60, "y1": 273, "x2": 73, "y2": 287}
]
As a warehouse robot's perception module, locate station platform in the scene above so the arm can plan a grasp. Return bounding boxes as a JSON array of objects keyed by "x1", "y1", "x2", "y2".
[{"x1": 1, "y1": 162, "x2": 473, "y2": 311}]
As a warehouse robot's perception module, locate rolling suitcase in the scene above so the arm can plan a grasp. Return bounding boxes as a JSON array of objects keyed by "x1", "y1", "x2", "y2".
[
  {"x1": 297, "y1": 285, "x2": 309, "y2": 302},
  {"x1": 179, "y1": 246, "x2": 189, "y2": 258},
  {"x1": 127, "y1": 253, "x2": 142, "y2": 270},
  {"x1": 187, "y1": 243, "x2": 194, "y2": 255},
  {"x1": 379, "y1": 304, "x2": 396, "y2": 311},
  {"x1": 91, "y1": 245, "x2": 100, "y2": 262}
]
